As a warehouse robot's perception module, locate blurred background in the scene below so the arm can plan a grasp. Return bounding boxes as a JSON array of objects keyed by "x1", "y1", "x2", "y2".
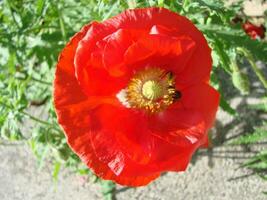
[{"x1": 0, "y1": 0, "x2": 266, "y2": 200}]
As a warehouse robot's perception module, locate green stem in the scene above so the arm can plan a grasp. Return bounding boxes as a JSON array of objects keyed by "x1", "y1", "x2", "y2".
[
  {"x1": 183, "y1": 0, "x2": 190, "y2": 7},
  {"x1": 127, "y1": 0, "x2": 137, "y2": 8},
  {"x1": 197, "y1": 24, "x2": 243, "y2": 36},
  {"x1": 21, "y1": 111, "x2": 52, "y2": 127},
  {"x1": 6, "y1": 0, "x2": 21, "y2": 29},
  {"x1": 231, "y1": 58, "x2": 239, "y2": 72},
  {"x1": 0, "y1": 100, "x2": 61, "y2": 132},
  {"x1": 158, "y1": 0, "x2": 164, "y2": 7},
  {"x1": 237, "y1": 47, "x2": 267, "y2": 89},
  {"x1": 57, "y1": 5, "x2": 67, "y2": 42},
  {"x1": 31, "y1": 77, "x2": 51, "y2": 85}
]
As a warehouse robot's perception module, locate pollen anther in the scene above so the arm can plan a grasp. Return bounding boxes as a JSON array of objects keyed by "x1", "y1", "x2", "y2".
[{"x1": 118, "y1": 67, "x2": 180, "y2": 113}]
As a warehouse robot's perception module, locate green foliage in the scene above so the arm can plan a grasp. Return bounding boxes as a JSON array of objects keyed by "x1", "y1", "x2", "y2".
[
  {"x1": 230, "y1": 123, "x2": 267, "y2": 145},
  {"x1": 229, "y1": 98, "x2": 267, "y2": 194},
  {"x1": 231, "y1": 66, "x2": 250, "y2": 95},
  {"x1": 249, "y1": 97, "x2": 267, "y2": 112},
  {"x1": 0, "y1": 0, "x2": 113, "y2": 193},
  {"x1": 0, "y1": 0, "x2": 266, "y2": 197},
  {"x1": 100, "y1": 180, "x2": 116, "y2": 200}
]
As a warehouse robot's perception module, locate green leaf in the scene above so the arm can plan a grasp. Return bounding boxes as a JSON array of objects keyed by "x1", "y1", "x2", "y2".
[
  {"x1": 158, "y1": 0, "x2": 164, "y2": 7},
  {"x1": 219, "y1": 96, "x2": 237, "y2": 116},
  {"x1": 230, "y1": 127, "x2": 267, "y2": 145},
  {"x1": 249, "y1": 98, "x2": 267, "y2": 112},
  {"x1": 52, "y1": 161, "x2": 61, "y2": 182},
  {"x1": 232, "y1": 70, "x2": 250, "y2": 95},
  {"x1": 101, "y1": 180, "x2": 116, "y2": 200},
  {"x1": 215, "y1": 32, "x2": 267, "y2": 63},
  {"x1": 242, "y1": 150, "x2": 267, "y2": 167},
  {"x1": 36, "y1": 0, "x2": 46, "y2": 16},
  {"x1": 209, "y1": 36, "x2": 231, "y2": 73}
]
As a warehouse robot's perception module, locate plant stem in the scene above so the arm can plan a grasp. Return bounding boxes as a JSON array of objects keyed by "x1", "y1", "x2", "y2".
[
  {"x1": 21, "y1": 111, "x2": 51, "y2": 126},
  {"x1": 237, "y1": 47, "x2": 267, "y2": 89},
  {"x1": 31, "y1": 77, "x2": 52, "y2": 85},
  {"x1": 57, "y1": 5, "x2": 67, "y2": 42},
  {"x1": 0, "y1": 100, "x2": 61, "y2": 132},
  {"x1": 127, "y1": 0, "x2": 137, "y2": 8},
  {"x1": 158, "y1": 0, "x2": 164, "y2": 7},
  {"x1": 6, "y1": 0, "x2": 21, "y2": 29},
  {"x1": 183, "y1": 0, "x2": 190, "y2": 8}
]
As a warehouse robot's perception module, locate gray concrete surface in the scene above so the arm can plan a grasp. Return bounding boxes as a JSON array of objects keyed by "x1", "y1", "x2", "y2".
[{"x1": 0, "y1": 144, "x2": 102, "y2": 200}]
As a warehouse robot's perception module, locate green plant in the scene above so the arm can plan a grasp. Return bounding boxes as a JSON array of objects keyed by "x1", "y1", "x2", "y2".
[{"x1": 229, "y1": 97, "x2": 267, "y2": 194}]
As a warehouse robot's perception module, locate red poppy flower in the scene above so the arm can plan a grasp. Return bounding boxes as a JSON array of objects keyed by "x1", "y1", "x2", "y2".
[
  {"x1": 242, "y1": 21, "x2": 265, "y2": 40},
  {"x1": 54, "y1": 7, "x2": 220, "y2": 186}
]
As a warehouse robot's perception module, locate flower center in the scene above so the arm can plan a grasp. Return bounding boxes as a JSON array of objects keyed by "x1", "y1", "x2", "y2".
[
  {"x1": 142, "y1": 80, "x2": 162, "y2": 100},
  {"x1": 116, "y1": 67, "x2": 181, "y2": 113}
]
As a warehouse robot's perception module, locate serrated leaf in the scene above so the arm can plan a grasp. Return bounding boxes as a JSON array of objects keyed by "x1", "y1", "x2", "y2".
[
  {"x1": 215, "y1": 32, "x2": 267, "y2": 62},
  {"x1": 219, "y1": 96, "x2": 237, "y2": 116},
  {"x1": 242, "y1": 150, "x2": 267, "y2": 167},
  {"x1": 248, "y1": 162, "x2": 267, "y2": 170},
  {"x1": 232, "y1": 70, "x2": 250, "y2": 95},
  {"x1": 230, "y1": 127, "x2": 267, "y2": 145}
]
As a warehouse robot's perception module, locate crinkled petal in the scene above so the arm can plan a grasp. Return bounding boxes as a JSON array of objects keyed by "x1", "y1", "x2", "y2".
[
  {"x1": 54, "y1": 24, "x2": 160, "y2": 186},
  {"x1": 54, "y1": 8, "x2": 217, "y2": 187},
  {"x1": 150, "y1": 24, "x2": 179, "y2": 36},
  {"x1": 105, "y1": 8, "x2": 212, "y2": 86},
  {"x1": 103, "y1": 28, "x2": 147, "y2": 76},
  {"x1": 90, "y1": 104, "x2": 199, "y2": 175},
  {"x1": 148, "y1": 106, "x2": 207, "y2": 147},
  {"x1": 75, "y1": 8, "x2": 212, "y2": 96},
  {"x1": 124, "y1": 34, "x2": 196, "y2": 74},
  {"x1": 90, "y1": 104, "x2": 156, "y2": 165},
  {"x1": 181, "y1": 83, "x2": 220, "y2": 129},
  {"x1": 74, "y1": 22, "x2": 126, "y2": 96}
]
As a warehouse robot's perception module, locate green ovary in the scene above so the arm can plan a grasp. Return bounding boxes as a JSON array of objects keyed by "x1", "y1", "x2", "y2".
[{"x1": 142, "y1": 80, "x2": 163, "y2": 100}]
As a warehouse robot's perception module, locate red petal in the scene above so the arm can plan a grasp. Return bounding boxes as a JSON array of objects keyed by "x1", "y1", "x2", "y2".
[
  {"x1": 106, "y1": 8, "x2": 212, "y2": 86},
  {"x1": 175, "y1": 46, "x2": 211, "y2": 89},
  {"x1": 54, "y1": 8, "x2": 217, "y2": 186},
  {"x1": 103, "y1": 28, "x2": 147, "y2": 76},
  {"x1": 54, "y1": 24, "x2": 159, "y2": 187},
  {"x1": 74, "y1": 22, "x2": 127, "y2": 96},
  {"x1": 147, "y1": 83, "x2": 219, "y2": 148},
  {"x1": 75, "y1": 8, "x2": 212, "y2": 95},
  {"x1": 148, "y1": 107, "x2": 207, "y2": 147},
  {"x1": 181, "y1": 83, "x2": 220, "y2": 129},
  {"x1": 150, "y1": 24, "x2": 179, "y2": 36},
  {"x1": 54, "y1": 24, "x2": 91, "y2": 108},
  {"x1": 90, "y1": 104, "x2": 156, "y2": 165},
  {"x1": 90, "y1": 104, "x2": 198, "y2": 176},
  {"x1": 54, "y1": 23, "x2": 114, "y2": 181},
  {"x1": 124, "y1": 34, "x2": 196, "y2": 74},
  {"x1": 104, "y1": 7, "x2": 195, "y2": 30}
]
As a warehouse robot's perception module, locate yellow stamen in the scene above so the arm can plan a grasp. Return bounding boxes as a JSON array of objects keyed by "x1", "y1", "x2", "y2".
[{"x1": 117, "y1": 67, "x2": 180, "y2": 113}]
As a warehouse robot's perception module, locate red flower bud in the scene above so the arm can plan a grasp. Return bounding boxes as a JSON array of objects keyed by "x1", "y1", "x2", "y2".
[
  {"x1": 53, "y1": 7, "x2": 220, "y2": 186},
  {"x1": 242, "y1": 21, "x2": 265, "y2": 40}
]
